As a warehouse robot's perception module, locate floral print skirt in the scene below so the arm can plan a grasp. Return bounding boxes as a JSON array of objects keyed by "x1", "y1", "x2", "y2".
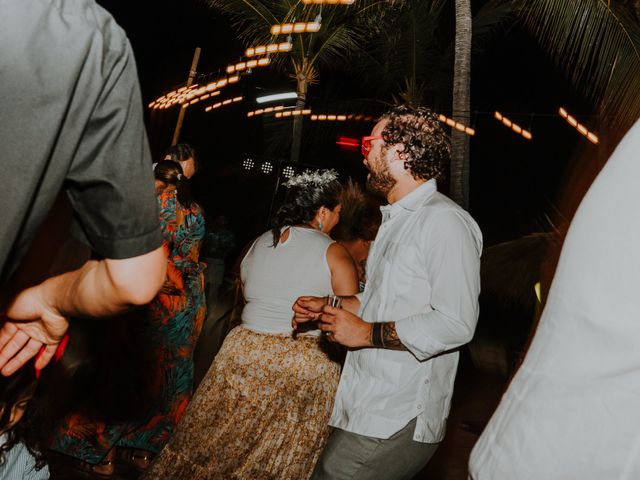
[{"x1": 143, "y1": 326, "x2": 341, "y2": 480}]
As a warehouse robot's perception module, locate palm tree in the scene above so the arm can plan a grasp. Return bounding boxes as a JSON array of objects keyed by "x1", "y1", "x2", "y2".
[
  {"x1": 522, "y1": 0, "x2": 640, "y2": 135},
  {"x1": 207, "y1": 0, "x2": 387, "y2": 162},
  {"x1": 450, "y1": 0, "x2": 472, "y2": 208}
]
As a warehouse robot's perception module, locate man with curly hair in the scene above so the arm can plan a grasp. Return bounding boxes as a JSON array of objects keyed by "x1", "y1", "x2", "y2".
[{"x1": 294, "y1": 105, "x2": 482, "y2": 479}]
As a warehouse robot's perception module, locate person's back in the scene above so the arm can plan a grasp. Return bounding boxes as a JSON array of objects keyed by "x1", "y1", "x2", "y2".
[{"x1": 241, "y1": 227, "x2": 333, "y2": 334}]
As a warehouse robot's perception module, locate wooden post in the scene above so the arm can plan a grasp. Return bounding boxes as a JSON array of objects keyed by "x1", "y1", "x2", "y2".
[{"x1": 172, "y1": 47, "x2": 201, "y2": 146}]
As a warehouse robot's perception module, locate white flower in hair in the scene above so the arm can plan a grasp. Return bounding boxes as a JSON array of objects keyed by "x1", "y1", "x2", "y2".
[{"x1": 283, "y1": 169, "x2": 338, "y2": 188}]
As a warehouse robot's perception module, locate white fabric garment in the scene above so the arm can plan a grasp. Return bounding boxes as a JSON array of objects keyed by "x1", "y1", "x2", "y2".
[
  {"x1": 0, "y1": 435, "x2": 50, "y2": 479},
  {"x1": 240, "y1": 227, "x2": 334, "y2": 335},
  {"x1": 469, "y1": 120, "x2": 640, "y2": 479},
  {"x1": 329, "y1": 180, "x2": 482, "y2": 443}
]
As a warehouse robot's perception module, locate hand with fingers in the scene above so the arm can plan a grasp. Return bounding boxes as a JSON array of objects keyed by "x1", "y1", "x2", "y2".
[
  {"x1": 319, "y1": 305, "x2": 372, "y2": 348},
  {"x1": 292, "y1": 296, "x2": 326, "y2": 330},
  {"x1": 0, "y1": 284, "x2": 69, "y2": 376}
]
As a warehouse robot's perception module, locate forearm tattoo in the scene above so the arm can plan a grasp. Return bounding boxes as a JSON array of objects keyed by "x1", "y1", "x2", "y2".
[{"x1": 370, "y1": 322, "x2": 408, "y2": 351}]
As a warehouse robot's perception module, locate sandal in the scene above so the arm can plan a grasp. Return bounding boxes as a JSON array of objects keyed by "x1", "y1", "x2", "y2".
[
  {"x1": 118, "y1": 447, "x2": 154, "y2": 471},
  {"x1": 75, "y1": 457, "x2": 115, "y2": 477}
]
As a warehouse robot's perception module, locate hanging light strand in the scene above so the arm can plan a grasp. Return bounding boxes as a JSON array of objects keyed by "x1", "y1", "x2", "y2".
[
  {"x1": 204, "y1": 96, "x2": 243, "y2": 113},
  {"x1": 245, "y1": 42, "x2": 292, "y2": 57},
  {"x1": 270, "y1": 22, "x2": 321, "y2": 35},
  {"x1": 558, "y1": 107, "x2": 599, "y2": 144},
  {"x1": 437, "y1": 114, "x2": 475, "y2": 136},
  {"x1": 494, "y1": 111, "x2": 532, "y2": 140}
]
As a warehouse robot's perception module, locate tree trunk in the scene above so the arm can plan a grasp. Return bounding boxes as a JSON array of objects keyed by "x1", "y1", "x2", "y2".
[
  {"x1": 450, "y1": 0, "x2": 472, "y2": 209},
  {"x1": 290, "y1": 72, "x2": 308, "y2": 163}
]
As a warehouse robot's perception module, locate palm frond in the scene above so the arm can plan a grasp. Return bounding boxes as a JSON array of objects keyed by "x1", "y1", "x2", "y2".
[{"x1": 522, "y1": 0, "x2": 640, "y2": 129}]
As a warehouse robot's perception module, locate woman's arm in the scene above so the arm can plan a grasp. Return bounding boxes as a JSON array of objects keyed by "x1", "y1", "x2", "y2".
[{"x1": 327, "y1": 242, "x2": 359, "y2": 296}]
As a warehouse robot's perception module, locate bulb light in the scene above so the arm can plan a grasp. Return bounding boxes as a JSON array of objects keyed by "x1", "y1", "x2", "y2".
[
  {"x1": 303, "y1": 0, "x2": 355, "y2": 3},
  {"x1": 309, "y1": 113, "x2": 373, "y2": 122},
  {"x1": 246, "y1": 42, "x2": 292, "y2": 57},
  {"x1": 437, "y1": 114, "x2": 475, "y2": 136},
  {"x1": 271, "y1": 22, "x2": 321, "y2": 35},
  {"x1": 493, "y1": 111, "x2": 529, "y2": 140},
  {"x1": 204, "y1": 96, "x2": 243, "y2": 113},
  {"x1": 558, "y1": 107, "x2": 599, "y2": 144},
  {"x1": 261, "y1": 162, "x2": 273, "y2": 174}
]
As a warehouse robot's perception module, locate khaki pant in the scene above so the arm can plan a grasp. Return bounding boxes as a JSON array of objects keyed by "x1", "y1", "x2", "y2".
[{"x1": 311, "y1": 418, "x2": 439, "y2": 480}]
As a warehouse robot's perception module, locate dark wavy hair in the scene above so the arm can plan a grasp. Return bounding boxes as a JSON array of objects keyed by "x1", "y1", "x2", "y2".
[
  {"x1": 380, "y1": 105, "x2": 451, "y2": 182},
  {"x1": 154, "y1": 160, "x2": 194, "y2": 208},
  {"x1": 271, "y1": 174, "x2": 342, "y2": 246},
  {"x1": 331, "y1": 180, "x2": 381, "y2": 242},
  {"x1": 164, "y1": 143, "x2": 200, "y2": 174},
  {"x1": 0, "y1": 360, "x2": 42, "y2": 469}
]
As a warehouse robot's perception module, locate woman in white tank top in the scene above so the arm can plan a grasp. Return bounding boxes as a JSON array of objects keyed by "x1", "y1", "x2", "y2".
[{"x1": 146, "y1": 169, "x2": 359, "y2": 480}]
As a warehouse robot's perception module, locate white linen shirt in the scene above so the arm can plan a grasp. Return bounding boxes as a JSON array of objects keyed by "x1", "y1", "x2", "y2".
[{"x1": 329, "y1": 180, "x2": 482, "y2": 443}]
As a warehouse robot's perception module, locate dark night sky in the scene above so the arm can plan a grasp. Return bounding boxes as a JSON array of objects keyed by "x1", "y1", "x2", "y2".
[{"x1": 97, "y1": 0, "x2": 596, "y2": 248}]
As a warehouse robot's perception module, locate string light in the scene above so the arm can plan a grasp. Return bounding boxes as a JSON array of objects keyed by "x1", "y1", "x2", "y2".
[
  {"x1": 302, "y1": 0, "x2": 354, "y2": 3},
  {"x1": 494, "y1": 112, "x2": 532, "y2": 140},
  {"x1": 247, "y1": 105, "x2": 285, "y2": 117},
  {"x1": 270, "y1": 22, "x2": 321, "y2": 35},
  {"x1": 149, "y1": 76, "x2": 240, "y2": 109},
  {"x1": 558, "y1": 107, "x2": 599, "y2": 144},
  {"x1": 437, "y1": 114, "x2": 475, "y2": 136},
  {"x1": 204, "y1": 96, "x2": 243, "y2": 112},
  {"x1": 246, "y1": 42, "x2": 293, "y2": 57},
  {"x1": 275, "y1": 109, "x2": 312, "y2": 118},
  {"x1": 310, "y1": 114, "x2": 374, "y2": 121},
  {"x1": 226, "y1": 57, "x2": 271, "y2": 74}
]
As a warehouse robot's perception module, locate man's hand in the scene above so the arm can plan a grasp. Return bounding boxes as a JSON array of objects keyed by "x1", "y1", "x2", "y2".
[
  {"x1": 319, "y1": 306, "x2": 372, "y2": 348},
  {"x1": 292, "y1": 296, "x2": 326, "y2": 330},
  {"x1": 0, "y1": 284, "x2": 69, "y2": 376}
]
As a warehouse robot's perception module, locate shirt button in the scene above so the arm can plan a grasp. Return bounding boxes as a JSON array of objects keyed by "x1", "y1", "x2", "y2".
[
  {"x1": 424, "y1": 378, "x2": 430, "y2": 384},
  {"x1": 417, "y1": 404, "x2": 423, "y2": 410}
]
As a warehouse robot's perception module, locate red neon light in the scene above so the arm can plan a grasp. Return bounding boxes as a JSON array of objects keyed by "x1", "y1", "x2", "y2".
[{"x1": 336, "y1": 136, "x2": 359, "y2": 149}]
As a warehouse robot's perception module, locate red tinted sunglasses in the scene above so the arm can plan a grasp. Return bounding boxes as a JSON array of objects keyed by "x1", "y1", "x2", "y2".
[{"x1": 361, "y1": 135, "x2": 383, "y2": 157}]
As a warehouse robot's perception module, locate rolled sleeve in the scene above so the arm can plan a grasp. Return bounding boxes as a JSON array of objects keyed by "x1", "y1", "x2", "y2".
[{"x1": 395, "y1": 211, "x2": 481, "y2": 360}]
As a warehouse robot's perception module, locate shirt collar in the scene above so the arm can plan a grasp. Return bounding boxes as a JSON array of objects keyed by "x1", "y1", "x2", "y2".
[{"x1": 380, "y1": 179, "x2": 437, "y2": 221}]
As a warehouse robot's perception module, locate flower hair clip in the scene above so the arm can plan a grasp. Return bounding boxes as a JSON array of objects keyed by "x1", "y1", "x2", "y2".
[{"x1": 284, "y1": 169, "x2": 338, "y2": 189}]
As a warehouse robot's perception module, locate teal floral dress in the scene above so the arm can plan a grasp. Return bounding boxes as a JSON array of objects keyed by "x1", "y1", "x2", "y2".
[{"x1": 51, "y1": 188, "x2": 206, "y2": 463}]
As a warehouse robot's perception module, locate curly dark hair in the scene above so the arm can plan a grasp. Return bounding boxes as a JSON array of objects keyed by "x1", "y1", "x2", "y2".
[
  {"x1": 164, "y1": 143, "x2": 199, "y2": 173},
  {"x1": 271, "y1": 174, "x2": 342, "y2": 246},
  {"x1": 154, "y1": 160, "x2": 194, "y2": 208},
  {"x1": 380, "y1": 105, "x2": 450, "y2": 182}
]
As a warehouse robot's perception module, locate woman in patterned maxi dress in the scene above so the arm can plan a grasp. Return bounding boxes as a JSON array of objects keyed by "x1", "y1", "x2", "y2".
[{"x1": 50, "y1": 160, "x2": 206, "y2": 475}]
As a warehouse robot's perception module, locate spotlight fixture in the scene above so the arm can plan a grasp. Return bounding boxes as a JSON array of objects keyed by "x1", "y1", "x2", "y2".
[
  {"x1": 261, "y1": 162, "x2": 274, "y2": 174},
  {"x1": 243, "y1": 158, "x2": 255, "y2": 170},
  {"x1": 282, "y1": 166, "x2": 296, "y2": 178}
]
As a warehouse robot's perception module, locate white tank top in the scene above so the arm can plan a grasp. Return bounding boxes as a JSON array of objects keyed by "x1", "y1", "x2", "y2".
[{"x1": 240, "y1": 226, "x2": 334, "y2": 335}]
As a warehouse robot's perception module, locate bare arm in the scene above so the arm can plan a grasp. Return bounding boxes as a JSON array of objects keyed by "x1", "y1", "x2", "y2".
[
  {"x1": 0, "y1": 246, "x2": 166, "y2": 375},
  {"x1": 327, "y1": 242, "x2": 359, "y2": 296}
]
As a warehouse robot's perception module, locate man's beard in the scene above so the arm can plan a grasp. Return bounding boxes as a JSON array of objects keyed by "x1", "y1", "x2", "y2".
[{"x1": 366, "y1": 158, "x2": 396, "y2": 197}]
